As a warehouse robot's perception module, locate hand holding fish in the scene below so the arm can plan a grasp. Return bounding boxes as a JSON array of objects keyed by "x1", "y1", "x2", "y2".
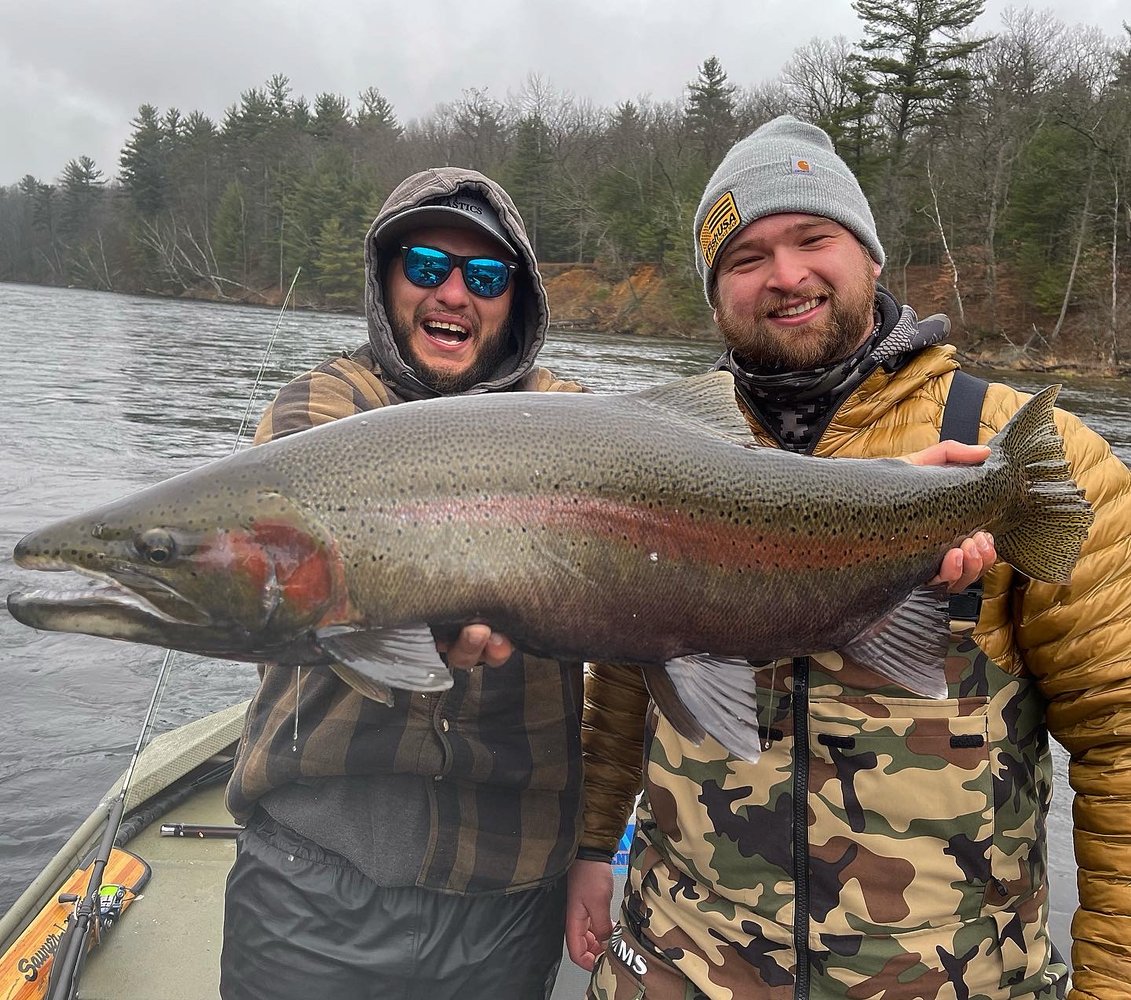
[
  {"x1": 902, "y1": 440, "x2": 997, "y2": 592},
  {"x1": 930, "y1": 531, "x2": 995, "y2": 592},
  {"x1": 435, "y1": 624, "x2": 514, "y2": 669}
]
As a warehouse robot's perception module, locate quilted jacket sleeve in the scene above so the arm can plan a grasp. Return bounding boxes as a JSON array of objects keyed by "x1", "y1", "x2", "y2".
[
  {"x1": 579, "y1": 662, "x2": 651, "y2": 858},
  {"x1": 1007, "y1": 403, "x2": 1131, "y2": 1000}
]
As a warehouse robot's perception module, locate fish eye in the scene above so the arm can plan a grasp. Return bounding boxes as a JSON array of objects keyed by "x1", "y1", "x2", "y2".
[{"x1": 136, "y1": 528, "x2": 177, "y2": 565}]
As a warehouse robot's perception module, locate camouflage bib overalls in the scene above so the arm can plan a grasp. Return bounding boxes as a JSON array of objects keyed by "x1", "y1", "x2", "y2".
[{"x1": 590, "y1": 628, "x2": 1070, "y2": 1000}]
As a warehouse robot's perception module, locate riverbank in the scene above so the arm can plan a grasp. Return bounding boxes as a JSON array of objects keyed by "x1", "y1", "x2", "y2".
[
  {"x1": 23, "y1": 258, "x2": 1130, "y2": 376},
  {"x1": 536, "y1": 262, "x2": 1131, "y2": 377}
]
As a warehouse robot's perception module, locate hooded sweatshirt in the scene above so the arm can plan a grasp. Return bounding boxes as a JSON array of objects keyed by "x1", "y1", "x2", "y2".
[{"x1": 228, "y1": 167, "x2": 587, "y2": 894}]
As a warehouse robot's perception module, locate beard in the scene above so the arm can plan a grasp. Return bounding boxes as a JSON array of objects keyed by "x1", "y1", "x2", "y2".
[
  {"x1": 716, "y1": 257, "x2": 877, "y2": 371},
  {"x1": 390, "y1": 305, "x2": 516, "y2": 394}
]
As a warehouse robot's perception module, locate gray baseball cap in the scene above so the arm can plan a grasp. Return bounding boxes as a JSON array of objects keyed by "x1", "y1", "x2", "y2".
[{"x1": 370, "y1": 189, "x2": 516, "y2": 257}]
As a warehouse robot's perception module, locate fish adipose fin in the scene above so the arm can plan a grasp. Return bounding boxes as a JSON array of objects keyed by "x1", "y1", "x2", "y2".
[
  {"x1": 318, "y1": 624, "x2": 454, "y2": 704},
  {"x1": 987, "y1": 384, "x2": 1094, "y2": 583},
  {"x1": 842, "y1": 585, "x2": 951, "y2": 698},
  {"x1": 648, "y1": 654, "x2": 763, "y2": 762},
  {"x1": 631, "y1": 371, "x2": 755, "y2": 447}
]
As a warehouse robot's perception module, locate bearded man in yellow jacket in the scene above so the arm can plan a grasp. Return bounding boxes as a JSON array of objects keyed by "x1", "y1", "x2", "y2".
[{"x1": 569, "y1": 117, "x2": 1131, "y2": 1000}]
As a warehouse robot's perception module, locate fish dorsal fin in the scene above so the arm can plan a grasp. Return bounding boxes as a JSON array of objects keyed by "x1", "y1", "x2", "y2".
[{"x1": 630, "y1": 371, "x2": 755, "y2": 447}]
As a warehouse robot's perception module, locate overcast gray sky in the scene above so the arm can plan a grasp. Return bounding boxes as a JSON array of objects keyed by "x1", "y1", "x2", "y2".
[{"x1": 1, "y1": 0, "x2": 1127, "y2": 187}]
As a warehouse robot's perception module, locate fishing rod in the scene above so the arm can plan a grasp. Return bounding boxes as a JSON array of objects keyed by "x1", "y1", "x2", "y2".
[{"x1": 44, "y1": 268, "x2": 302, "y2": 1000}]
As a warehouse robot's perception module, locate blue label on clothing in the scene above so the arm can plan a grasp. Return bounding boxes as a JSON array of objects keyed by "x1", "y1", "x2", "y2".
[{"x1": 612, "y1": 822, "x2": 635, "y2": 875}]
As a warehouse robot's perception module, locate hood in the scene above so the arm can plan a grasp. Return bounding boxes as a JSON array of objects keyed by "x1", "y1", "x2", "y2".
[
  {"x1": 868, "y1": 286, "x2": 950, "y2": 372},
  {"x1": 363, "y1": 167, "x2": 549, "y2": 400}
]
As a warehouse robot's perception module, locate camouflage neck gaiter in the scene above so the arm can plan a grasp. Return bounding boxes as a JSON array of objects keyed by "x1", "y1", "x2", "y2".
[{"x1": 728, "y1": 321, "x2": 882, "y2": 452}]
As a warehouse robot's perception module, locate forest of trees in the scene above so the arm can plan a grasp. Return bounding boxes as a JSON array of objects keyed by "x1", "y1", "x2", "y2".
[{"x1": 2, "y1": 1, "x2": 1130, "y2": 363}]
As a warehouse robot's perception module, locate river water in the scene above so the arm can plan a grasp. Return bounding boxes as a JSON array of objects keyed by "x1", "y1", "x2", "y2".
[{"x1": 1, "y1": 281, "x2": 1128, "y2": 970}]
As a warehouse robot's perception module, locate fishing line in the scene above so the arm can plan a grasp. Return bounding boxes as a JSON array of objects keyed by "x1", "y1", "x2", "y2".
[
  {"x1": 45, "y1": 269, "x2": 302, "y2": 1000},
  {"x1": 123, "y1": 267, "x2": 301, "y2": 802},
  {"x1": 235, "y1": 267, "x2": 302, "y2": 450},
  {"x1": 292, "y1": 665, "x2": 302, "y2": 752}
]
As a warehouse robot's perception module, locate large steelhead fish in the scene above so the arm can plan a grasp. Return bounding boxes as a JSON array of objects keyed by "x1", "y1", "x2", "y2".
[{"x1": 7, "y1": 372, "x2": 1093, "y2": 761}]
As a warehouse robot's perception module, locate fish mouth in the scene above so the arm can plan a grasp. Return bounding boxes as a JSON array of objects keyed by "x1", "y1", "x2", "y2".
[
  {"x1": 7, "y1": 563, "x2": 213, "y2": 634},
  {"x1": 8, "y1": 568, "x2": 327, "y2": 668}
]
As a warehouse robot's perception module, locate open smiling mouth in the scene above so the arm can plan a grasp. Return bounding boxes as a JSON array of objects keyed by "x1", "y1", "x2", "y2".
[
  {"x1": 770, "y1": 296, "x2": 827, "y2": 319},
  {"x1": 423, "y1": 320, "x2": 471, "y2": 346}
]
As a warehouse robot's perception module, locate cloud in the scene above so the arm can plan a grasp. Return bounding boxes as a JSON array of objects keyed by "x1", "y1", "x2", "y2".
[{"x1": 1, "y1": 0, "x2": 1126, "y2": 186}]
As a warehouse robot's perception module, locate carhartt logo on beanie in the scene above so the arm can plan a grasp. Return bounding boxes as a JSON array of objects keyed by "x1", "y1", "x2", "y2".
[{"x1": 694, "y1": 115, "x2": 885, "y2": 303}]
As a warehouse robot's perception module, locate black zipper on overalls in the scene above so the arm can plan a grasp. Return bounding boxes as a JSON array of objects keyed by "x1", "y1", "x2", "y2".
[
  {"x1": 787, "y1": 388, "x2": 845, "y2": 1000},
  {"x1": 791, "y1": 656, "x2": 811, "y2": 999},
  {"x1": 732, "y1": 374, "x2": 862, "y2": 999}
]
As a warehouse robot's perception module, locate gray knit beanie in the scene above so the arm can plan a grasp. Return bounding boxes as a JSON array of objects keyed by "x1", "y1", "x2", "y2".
[{"x1": 693, "y1": 115, "x2": 885, "y2": 303}]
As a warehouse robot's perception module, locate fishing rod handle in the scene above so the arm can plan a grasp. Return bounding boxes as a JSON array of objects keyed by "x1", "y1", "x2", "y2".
[{"x1": 159, "y1": 823, "x2": 244, "y2": 838}]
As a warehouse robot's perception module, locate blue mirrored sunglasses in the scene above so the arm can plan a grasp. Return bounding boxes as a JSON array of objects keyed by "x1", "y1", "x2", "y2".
[{"x1": 399, "y1": 245, "x2": 517, "y2": 299}]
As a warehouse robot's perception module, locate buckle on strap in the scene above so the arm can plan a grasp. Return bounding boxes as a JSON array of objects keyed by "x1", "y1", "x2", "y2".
[{"x1": 948, "y1": 585, "x2": 983, "y2": 623}]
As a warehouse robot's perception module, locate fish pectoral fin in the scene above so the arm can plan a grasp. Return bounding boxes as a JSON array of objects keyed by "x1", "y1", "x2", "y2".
[
  {"x1": 647, "y1": 654, "x2": 762, "y2": 763},
  {"x1": 317, "y1": 625, "x2": 454, "y2": 696},
  {"x1": 328, "y1": 663, "x2": 397, "y2": 706},
  {"x1": 841, "y1": 586, "x2": 951, "y2": 698}
]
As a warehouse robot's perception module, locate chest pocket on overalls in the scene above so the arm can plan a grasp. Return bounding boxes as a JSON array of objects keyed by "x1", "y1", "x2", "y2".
[{"x1": 806, "y1": 679, "x2": 993, "y2": 934}]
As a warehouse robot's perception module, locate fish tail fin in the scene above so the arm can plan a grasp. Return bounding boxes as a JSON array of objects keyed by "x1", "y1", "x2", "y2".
[{"x1": 989, "y1": 385, "x2": 1094, "y2": 584}]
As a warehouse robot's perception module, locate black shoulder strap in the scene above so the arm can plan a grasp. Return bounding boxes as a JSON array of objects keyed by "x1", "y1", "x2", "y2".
[
  {"x1": 941, "y1": 370, "x2": 990, "y2": 622},
  {"x1": 940, "y1": 370, "x2": 988, "y2": 446}
]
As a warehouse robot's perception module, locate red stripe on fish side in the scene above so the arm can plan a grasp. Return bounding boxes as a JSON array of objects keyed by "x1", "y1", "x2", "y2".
[{"x1": 388, "y1": 495, "x2": 910, "y2": 572}]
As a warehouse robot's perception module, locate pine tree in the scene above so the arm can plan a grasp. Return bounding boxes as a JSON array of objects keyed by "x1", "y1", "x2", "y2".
[
  {"x1": 313, "y1": 216, "x2": 364, "y2": 305},
  {"x1": 267, "y1": 74, "x2": 293, "y2": 119},
  {"x1": 213, "y1": 180, "x2": 250, "y2": 282},
  {"x1": 61, "y1": 155, "x2": 105, "y2": 234},
  {"x1": 17, "y1": 176, "x2": 62, "y2": 279},
  {"x1": 311, "y1": 93, "x2": 351, "y2": 141},
  {"x1": 222, "y1": 87, "x2": 276, "y2": 143},
  {"x1": 502, "y1": 114, "x2": 552, "y2": 256},
  {"x1": 852, "y1": 0, "x2": 992, "y2": 158},
  {"x1": 685, "y1": 56, "x2": 737, "y2": 166},
  {"x1": 356, "y1": 87, "x2": 401, "y2": 133},
  {"x1": 120, "y1": 104, "x2": 168, "y2": 216}
]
